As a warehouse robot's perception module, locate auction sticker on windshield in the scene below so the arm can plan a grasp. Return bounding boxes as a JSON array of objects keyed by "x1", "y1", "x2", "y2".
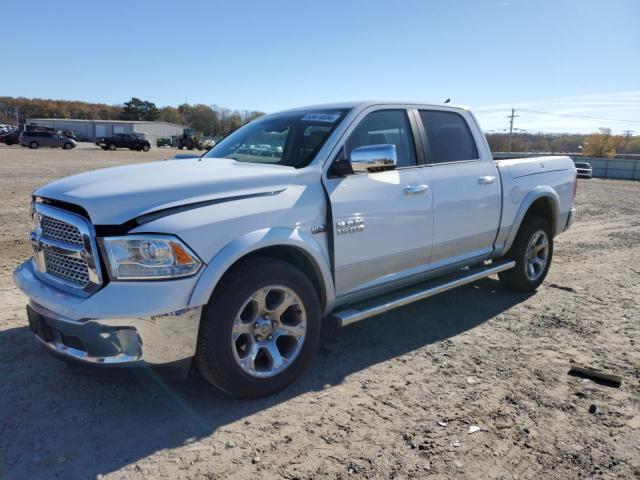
[{"x1": 301, "y1": 113, "x2": 342, "y2": 123}]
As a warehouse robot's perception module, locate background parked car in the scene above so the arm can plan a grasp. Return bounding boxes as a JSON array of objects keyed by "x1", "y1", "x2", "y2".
[
  {"x1": 19, "y1": 131, "x2": 77, "y2": 149},
  {"x1": 62, "y1": 130, "x2": 78, "y2": 141},
  {"x1": 0, "y1": 130, "x2": 21, "y2": 146},
  {"x1": 575, "y1": 161, "x2": 593, "y2": 178},
  {"x1": 96, "y1": 133, "x2": 151, "y2": 151}
]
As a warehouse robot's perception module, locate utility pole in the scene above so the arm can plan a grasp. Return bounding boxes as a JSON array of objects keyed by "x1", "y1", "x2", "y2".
[
  {"x1": 622, "y1": 130, "x2": 634, "y2": 153},
  {"x1": 507, "y1": 108, "x2": 519, "y2": 152}
]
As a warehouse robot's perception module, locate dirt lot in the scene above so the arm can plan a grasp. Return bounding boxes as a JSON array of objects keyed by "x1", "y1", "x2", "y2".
[{"x1": 0, "y1": 144, "x2": 638, "y2": 479}]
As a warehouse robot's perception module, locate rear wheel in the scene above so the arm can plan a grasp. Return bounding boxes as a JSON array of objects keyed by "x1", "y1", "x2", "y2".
[
  {"x1": 29, "y1": 141, "x2": 39, "y2": 149},
  {"x1": 196, "y1": 258, "x2": 321, "y2": 398},
  {"x1": 142, "y1": 144, "x2": 150, "y2": 152},
  {"x1": 498, "y1": 216, "x2": 553, "y2": 292}
]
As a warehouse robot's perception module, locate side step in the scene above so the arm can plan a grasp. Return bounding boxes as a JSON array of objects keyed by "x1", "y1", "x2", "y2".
[{"x1": 332, "y1": 260, "x2": 515, "y2": 327}]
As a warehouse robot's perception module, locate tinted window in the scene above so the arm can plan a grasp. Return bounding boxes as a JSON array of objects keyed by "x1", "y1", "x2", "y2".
[
  {"x1": 204, "y1": 108, "x2": 348, "y2": 168},
  {"x1": 419, "y1": 110, "x2": 478, "y2": 163},
  {"x1": 346, "y1": 110, "x2": 416, "y2": 168}
]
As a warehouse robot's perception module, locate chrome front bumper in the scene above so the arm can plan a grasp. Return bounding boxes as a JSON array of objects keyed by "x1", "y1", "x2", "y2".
[
  {"x1": 14, "y1": 259, "x2": 203, "y2": 367},
  {"x1": 26, "y1": 301, "x2": 202, "y2": 366}
]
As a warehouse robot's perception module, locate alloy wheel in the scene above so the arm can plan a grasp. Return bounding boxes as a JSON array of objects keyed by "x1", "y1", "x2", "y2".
[
  {"x1": 231, "y1": 285, "x2": 306, "y2": 378},
  {"x1": 525, "y1": 230, "x2": 549, "y2": 281}
]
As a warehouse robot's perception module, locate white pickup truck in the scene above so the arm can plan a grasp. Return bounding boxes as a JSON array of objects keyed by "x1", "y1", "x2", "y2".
[{"x1": 14, "y1": 101, "x2": 577, "y2": 397}]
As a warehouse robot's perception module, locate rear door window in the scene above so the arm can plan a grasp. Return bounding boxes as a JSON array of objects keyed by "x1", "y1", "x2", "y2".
[{"x1": 418, "y1": 110, "x2": 479, "y2": 163}]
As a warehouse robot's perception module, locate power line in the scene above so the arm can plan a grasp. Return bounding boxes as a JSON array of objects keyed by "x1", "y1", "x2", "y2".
[
  {"x1": 475, "y1": 108, "x2": 508, "y2": 113},
  {"x1": 623, "y1": 130, "x2": 635, "y2": 152},
  {"x1": 476, "y1": 108, "x2": 640, "y2": 124},
  {"x1": 518, "y1": 109, "x2": 640, "y2": 124},
  {"x1": 507, "y1": 108, "x2": 519, "y2": 152}
]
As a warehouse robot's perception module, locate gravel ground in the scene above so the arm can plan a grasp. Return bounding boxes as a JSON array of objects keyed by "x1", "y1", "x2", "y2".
[{"x1": 0, "y1": 144, "x2": 639, "y2": 479}]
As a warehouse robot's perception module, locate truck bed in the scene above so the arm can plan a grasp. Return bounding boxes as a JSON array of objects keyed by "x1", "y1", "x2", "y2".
[{"x1": 493, "y1": 155, "x2": 576, "y2": 258}]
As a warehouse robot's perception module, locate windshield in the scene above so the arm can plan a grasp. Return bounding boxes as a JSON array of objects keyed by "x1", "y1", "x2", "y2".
[{"x1": 204, "y1": 108, "x2": 349, "y2": 168}]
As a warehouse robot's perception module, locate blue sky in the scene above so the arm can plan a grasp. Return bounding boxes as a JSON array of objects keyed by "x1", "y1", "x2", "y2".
[{"x1": 2, "y1": 0, "x2": 639, "y2": 133}]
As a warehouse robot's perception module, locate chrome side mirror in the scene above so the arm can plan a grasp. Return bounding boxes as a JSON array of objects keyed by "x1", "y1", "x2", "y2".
[{"x1": 350, "y1": 144, "x2": 397, "y2": 173}]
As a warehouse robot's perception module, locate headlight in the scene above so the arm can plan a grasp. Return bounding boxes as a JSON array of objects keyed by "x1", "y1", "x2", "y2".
[{"x1": 99, "y1": 235, "x2": 202, "y2": 280}]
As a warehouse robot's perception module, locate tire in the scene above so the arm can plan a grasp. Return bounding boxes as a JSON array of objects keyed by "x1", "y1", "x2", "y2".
[
  {"x1": 108, "y1": 143, "x2": 116, "y2": 151},
  {"x1": 101, "y1": 146, "x2": 108, "y2": 150},
  {"x1": 142, "y1": 144, "x2": 150, "y2": 152},
  {"x1": 498, "y1": 216, "x2": 553, "y2": 292},
  {"x1": 5, "y1": 140, "x2": 13, "y2": 146},
  {"x1": 195, "y1": 258, "x2": 321, "y2": 398},
  {"x1": 29, "y1": 141, "x2": 39, "y2": 149},
  {"x1": 63, "y1": 142, "x2": 72, "y2": 150}
]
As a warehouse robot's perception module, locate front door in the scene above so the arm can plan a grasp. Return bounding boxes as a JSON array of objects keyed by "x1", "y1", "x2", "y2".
[
  {"x1": 42, "y1": 132, "x2": 56, "y2": 147},
  {"x1": 324, "y1": 108, "x2": 433, "y2": 298}
]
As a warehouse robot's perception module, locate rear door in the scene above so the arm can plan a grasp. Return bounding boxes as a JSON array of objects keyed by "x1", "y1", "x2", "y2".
[
  {"x1": 415, "y1": 108, "x2": 501, "y2": 270},
  {"x1": 324, "y1": 107, "x2": 433, "y2": 298}
]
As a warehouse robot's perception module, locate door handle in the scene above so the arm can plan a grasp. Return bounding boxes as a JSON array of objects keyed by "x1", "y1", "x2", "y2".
[
  {"x1": 404, "y1": 184, "x2": 429, "y2": 196},
  {"x1": 478, "y1": 176, "x2": 496, "y2": 185}
]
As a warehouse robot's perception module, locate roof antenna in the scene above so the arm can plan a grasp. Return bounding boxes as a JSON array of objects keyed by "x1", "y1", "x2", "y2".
[{"x1": 444, "y1": 98, "x2": 451, "y2": 103}]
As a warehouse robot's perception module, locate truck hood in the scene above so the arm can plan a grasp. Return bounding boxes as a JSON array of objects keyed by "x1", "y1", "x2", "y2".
[{"x1": 35, "y1": 158, "x2": 296, "y2": 225}]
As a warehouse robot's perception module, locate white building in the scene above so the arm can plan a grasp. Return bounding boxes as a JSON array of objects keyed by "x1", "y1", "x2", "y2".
[{"x1": 26, "y1": 118, "x2": 186, "y2": 147}]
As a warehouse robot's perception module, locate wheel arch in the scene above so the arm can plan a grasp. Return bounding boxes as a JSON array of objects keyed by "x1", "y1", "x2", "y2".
[
  {"x1": 188, "y1": 228, "x2": 335, "y2": 315},
  {"x1": 502, "y1": 188, "x2": 560, "y2": 255}
]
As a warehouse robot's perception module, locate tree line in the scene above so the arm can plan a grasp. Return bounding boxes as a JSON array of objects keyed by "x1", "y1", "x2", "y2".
[
  {"x1": 1, "y1": 96, "x2": 636, "y2": 155},
  {"x1": 0, "y1": 96, "x2": 265, "y2": 139},
  {"x1": 486, "y1": 129, "x2": 640, "y2": 157}
]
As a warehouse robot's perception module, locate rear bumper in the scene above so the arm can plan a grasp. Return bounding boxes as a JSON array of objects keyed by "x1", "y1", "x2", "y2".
[{"x1": 13, "y1": 259, "x2": 203, "y2": 367}]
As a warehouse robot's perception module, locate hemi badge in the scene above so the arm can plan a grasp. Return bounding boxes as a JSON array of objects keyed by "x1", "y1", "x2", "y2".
[{"x1": 311, "y1": 224, "x2": 327, "y2": 235}]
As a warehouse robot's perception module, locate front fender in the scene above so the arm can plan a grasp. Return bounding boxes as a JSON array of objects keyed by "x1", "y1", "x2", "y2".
[
  {"x1": 501, "y1": 186, "x2": 560, "y2": 255},
  {"x1": 187, "y1": 227, "x2": 335, "y2": 315}
]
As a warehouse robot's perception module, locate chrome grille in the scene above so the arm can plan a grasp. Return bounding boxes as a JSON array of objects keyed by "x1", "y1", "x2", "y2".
[
  {"x1": 31, "y1": 203, "x2": 102, "y2": 295},
  {"x1": 41, "y1": 215, "x2": 84, "y2": 246},
  {"x1": 43, "y1": 250, "x2": 90, "y2": 286}
]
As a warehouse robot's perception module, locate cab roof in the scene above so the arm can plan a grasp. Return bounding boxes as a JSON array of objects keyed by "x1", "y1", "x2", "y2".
[{"x1": 279, "y1": 100, "x2": 470, "y2": 113}]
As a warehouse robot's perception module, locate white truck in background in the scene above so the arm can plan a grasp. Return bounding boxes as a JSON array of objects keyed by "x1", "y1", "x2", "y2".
[{"x1": 14, "y1": 101, "x2": 577, "y2": 397}]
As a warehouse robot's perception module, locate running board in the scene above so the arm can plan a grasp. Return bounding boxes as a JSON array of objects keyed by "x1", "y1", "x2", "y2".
[{"x1": 332, "y1": 260, "x2": 515, "y2": 327}]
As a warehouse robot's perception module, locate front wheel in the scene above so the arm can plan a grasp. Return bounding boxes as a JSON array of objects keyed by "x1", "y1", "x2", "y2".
[
  {"x1": 195, "y1": 258, "x2": 321, "y2": 397},
  {"x1": 498, "y1": 216, "x2": 553, "y2": 292},
  {"x1": 63, "y1": 142, "x2": 73, "y2": 149},
  {"x1": 29, "y1": 141, "x2": 39, "y2": 149},
  {"x1": 108, "y1": 143, "x2": 116, "y2": 151}
]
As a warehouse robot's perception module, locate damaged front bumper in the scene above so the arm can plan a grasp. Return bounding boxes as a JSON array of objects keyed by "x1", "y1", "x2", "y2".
[{"x1": 13, "y1": 259, "x2": 203, "y2": 369}]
